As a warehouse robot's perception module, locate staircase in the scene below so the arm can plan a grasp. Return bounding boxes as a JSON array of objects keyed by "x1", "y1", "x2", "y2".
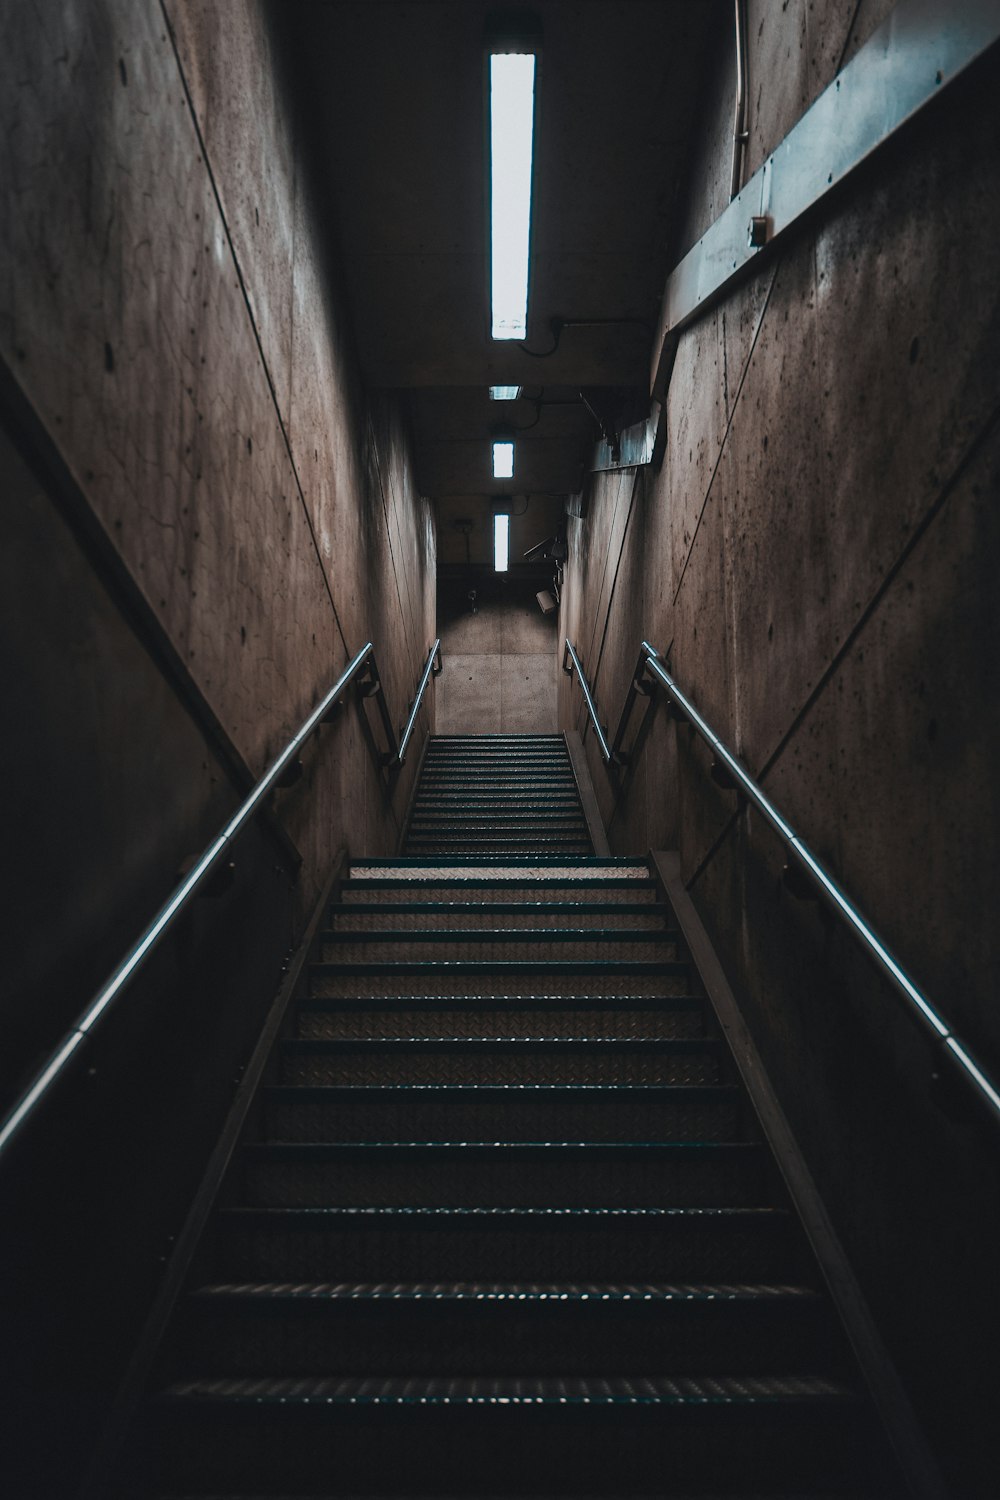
[
  {"x1": 132, "y1": 733, "x2": 902, "y2": 1496},
  {"x1": 405, "y1": 734, "x2": 593, "y2": 857}
]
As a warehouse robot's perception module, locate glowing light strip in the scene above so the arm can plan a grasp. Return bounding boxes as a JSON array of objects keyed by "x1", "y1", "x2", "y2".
[
  {"x1": 638, "y1": 641, "x2": 1000, "y2": 1125},
  {"x1": 490, "y1": 52, "x2": 535, "y2": 340},
  {"x1": 494, "y1": 513, "x2": 510, "y2": 573},
  {"x1": 492, "y1": 440, "x2": 514, "y2": 480}
]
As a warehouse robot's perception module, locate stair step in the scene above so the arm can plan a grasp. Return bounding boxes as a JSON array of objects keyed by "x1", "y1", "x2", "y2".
[
  {"x1": 408, "y1": 827, "x2": 587, "y2": 838},
  {"x1": 414, "y1": 776, "x2": 576, "y2": 786},
  {"x1": 421, "y1": 752, "x2": 570, "y2": 760},
  {"x1": 351, "y1": 858, "x2": 650, "y2": 868},
  {"x1": 172, "y1": 1280, "x2": 841, "y2": 1378},
  {"x1": 409, "y1": 810, "x2": 585, "y2": 822},
  {"x1": 213, "y1": 1205, "x2": 802, "y2": 1282},
  {"x1": 240, "y1": 1141, "x2": 763, "y2": 1208},
  {"x1": 317, "y1": 932, "x2": 679, "y2": 962},
  {"x1": 326, "y1": 903, "x2": 669, "y2": 930},
  {"x1": 295, "y1": 997, "x2": 706, "y2": 1041},
  {"x1": 410, "y1": 810, "x2": 587, "y2": 822},
  {"x1": 261, "y1": 1084, "x2": 744, "y2": 1143},
  {"x1": 412, "y1": 791, "x2": 582, "y2": 801},
  {"x1": 146, "y1": 1371, "x2": 886, "y2": 1496},
  {"x1": 415, "y1": 783, "x2": 576, "y2": 792},
  {"x1": 308, "y1": 965, "x2": 693, "y2": 1000},
  {"x1": 404, "y1": 842, "x2": 595, "y2": 854},
  {"x1": 341, "y1": 879, "x2": 659, "y2": 904},
  {"x1": 279, "y1": 1038, "x2": 720, "y2": 1086}
]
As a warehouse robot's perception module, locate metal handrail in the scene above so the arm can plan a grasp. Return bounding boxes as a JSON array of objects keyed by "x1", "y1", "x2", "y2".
[
  {"x1": 0, "y1": 638, "x2": 441, "y2": 1160},
  {"x1": 398, "y1": 639, "x2": 442, "y2": 763},
  {"x1": 561, "y1": 640, "x2": 613, "y2": 762},
  {"x1": 564, "y1": 634, "x2": 1000, "y2": 1131}
]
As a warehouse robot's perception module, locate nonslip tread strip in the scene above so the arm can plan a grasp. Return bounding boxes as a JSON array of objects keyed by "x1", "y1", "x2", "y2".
[
  {"x1": 308, "y1": 961, "x2": 691, "y2": 975},
  {"x1": 320, "y1": 924, "x2": 680, "y2": 936},
  {"x1": 222, "y1": 1207, "x2": 785, "y2": 1222},
  {"x1": 297, "y1": 995, "x2": 703, "y2": 1009},
  {"x1": 243, "y1": 1141, "x2": 756, "y2": 1157},
  {"x1": 262, "y1": 1083, "x2": 740, "y2": 1097},
  {"x1": 161, "y1": 1373, "x2": 854, "y2": 1405},
  {"x1": 289, "y1": 1040, "x2": 713, "y2": 1056},
  {"x1": 190, "y1": 1280, "x2": 819, "y2": 1302}
]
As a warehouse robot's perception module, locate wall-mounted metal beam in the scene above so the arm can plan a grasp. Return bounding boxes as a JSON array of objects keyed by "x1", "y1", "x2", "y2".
[
  {"x1": 651, "y1": 0, "x2": 1000, "y2": 397},
  {"x1": 588, "y1": 402, "x2": 664, "y2": 474}
]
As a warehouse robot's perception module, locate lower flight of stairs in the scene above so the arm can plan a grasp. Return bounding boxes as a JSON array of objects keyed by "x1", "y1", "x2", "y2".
[{"x1": 125, "y1": 736, "x2": 903, "y2": 1496}]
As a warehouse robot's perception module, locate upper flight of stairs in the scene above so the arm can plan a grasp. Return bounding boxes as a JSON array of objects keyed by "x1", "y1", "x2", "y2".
[
  {"x1": 126, "y1": 734, "x2": 903, "y2": 1497},
  {"x1": 405, "y1": 735, "x2": 593, "y2": 857}
]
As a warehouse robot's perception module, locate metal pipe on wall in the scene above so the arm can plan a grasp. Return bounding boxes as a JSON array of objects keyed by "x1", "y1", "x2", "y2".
[{"x1": 730, "y1": 0, "x2": 749, "y2": 200}]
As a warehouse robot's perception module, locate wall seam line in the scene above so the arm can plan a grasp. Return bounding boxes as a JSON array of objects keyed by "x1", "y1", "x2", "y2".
[
  {"x1": 672, "y1": 263, "x2": 779, "y2": 609},
  {"x1": 685, "y1": 396, "x2": 1000, "y2": 893},
  {"x1": 585, "y1": 468, "x2": 627, "y2": 667},
  {"x1": 159, "y1": 0, "x2": 349, "y2": 665},
  {"x1": 366, "y1": 416, "x2": 410, "y2": 677},
  {"x1": 591, "y1": 467, "x2": 641, "y2": 707},
  {"x1": 372, "y1": 414, "x2": 420, "y2": 656}
]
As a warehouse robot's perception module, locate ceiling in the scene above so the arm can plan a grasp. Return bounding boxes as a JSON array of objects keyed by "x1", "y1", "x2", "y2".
[{"x1": 273, "y1": 0, "x2": 729, "y2": 550}]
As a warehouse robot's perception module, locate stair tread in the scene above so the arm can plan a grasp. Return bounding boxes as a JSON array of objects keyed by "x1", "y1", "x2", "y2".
[
  {"x1": 281, "y1": 1044, "x2": 716, "y2": 1056},
  {"x1": 330, "y1": 904, "x2": 667, "y2": 914},
  {"x1": 297, "y1": 995, "x2": 703, "y2": 1008},
  {"x1": 263, "y1": 1083, "x2": 740, "y2": 1094},
  {"x1": 222, "y1": 1206, "x2": 785, "y2": 1220},
  {"x1": 189, "y1": 1281, "x2": 819, "y2": 1302},
  {"x1": 310, "y1": 961, "x2": 690, "y2": 973},
  {"x1": 160, "y1": 1373, "x2": 855, "y2": 1405},
  {"x1": 344, "y1": 879, "x2": 654, "y2": 888},
  {"x1": 320, "y1": 924, "x2": 680, "y2": 936},
  {"x1": 243, "y1": 1142, "x2": 757, "y2": 1156},
  {"x1": 351, "y1": 858, "x2": 649, "y2": 867}
]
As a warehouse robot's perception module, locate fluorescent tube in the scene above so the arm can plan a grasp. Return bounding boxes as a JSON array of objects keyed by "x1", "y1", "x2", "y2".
[
  {"x1": 490, "y1": 52, "x2": 535, "y2": 340},
  {"x1": 492, "y1": 440, "x2": 514, "y2": 479},
  {"x1": 494, "y1": 512, "x2": 510, "y2": 572}
]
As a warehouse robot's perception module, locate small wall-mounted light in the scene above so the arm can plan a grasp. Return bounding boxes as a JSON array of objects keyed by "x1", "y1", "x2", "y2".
[
  {"x1": 489, "y1": 385, "x2": 522, "y2": 401},
  {"x1": 536, "y1": 589, "x2": 557, "y2": 616}
]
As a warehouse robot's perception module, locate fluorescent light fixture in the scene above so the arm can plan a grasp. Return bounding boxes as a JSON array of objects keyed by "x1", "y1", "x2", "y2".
[
  {"x1": 492, "y1": 440, "x2": 514, "y2": 479},
  {"x1": 489, "y1": 385, "x2": 522, "y2": 401},
  {"x1": 490, "y1": 51, "x2": 535, "y2": 340},
  {"x1": 494, "y1": 512, "x2": 510, "y2": 572}
]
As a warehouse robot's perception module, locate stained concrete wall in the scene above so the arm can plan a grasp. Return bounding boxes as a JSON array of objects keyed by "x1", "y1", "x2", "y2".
[
  {"x1": 559, "y1": 10, "x2": 1000, "y2": 1494},
  {"x1": 0, "y1": 1, "x2": 434, "y2": 1491},
  {"x1": 436, "y1": 573, "x2": 558, "y2": 734},
  {"x1": 0, "y1": 0, "x2": 437, "y2": 1081}
]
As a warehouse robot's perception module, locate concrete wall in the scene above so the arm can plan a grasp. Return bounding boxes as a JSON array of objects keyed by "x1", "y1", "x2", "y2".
[
  {"x1": 559, "y1": 10, "x2": 1000, "y2": 1493},
  {"x1": 0, "y1": 0, "x2": 437, "y2": 1087},
  {"x1": 437, "y1": 573, "x2": 558, "y2": 733},
  {"x1": 0, "y1": 1, "x2": 434, "y2": 1490}
]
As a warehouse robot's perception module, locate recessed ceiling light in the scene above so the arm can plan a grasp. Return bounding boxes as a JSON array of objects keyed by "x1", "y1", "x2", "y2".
[
  {"x1": 492, "y1": 440, "x2": 514, "y2": 480},
  {"x1": 489, "y1": 385, "x2": 522, "y2": 401},
  {"x1": 494, "y1": 512, "x2": 510, "y2": 572},
  {"x1": 489, "y1": 51, "x2": 535, "y2": 341}
]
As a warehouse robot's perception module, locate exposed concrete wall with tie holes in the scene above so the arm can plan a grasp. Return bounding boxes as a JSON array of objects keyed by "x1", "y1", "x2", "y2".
[{"x1": 558, "y1": 6, "x2": 1000, "y2": 1492}]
